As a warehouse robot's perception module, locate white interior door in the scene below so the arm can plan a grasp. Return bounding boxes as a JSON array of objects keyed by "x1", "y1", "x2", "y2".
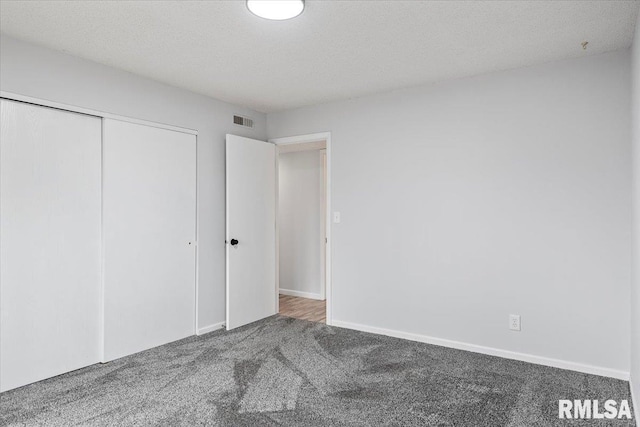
[
  {"x1": 103, "y1": 119, "x2": 196, "y2": 362},
  {"x1": 0, "y1": 100, "x2": 102, "y2": 392},
  {"x1": 226, "y1": 134, "x2": 276, "y2": 330}
]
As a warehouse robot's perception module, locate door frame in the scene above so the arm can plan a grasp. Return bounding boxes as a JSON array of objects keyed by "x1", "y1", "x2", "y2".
[
  {"x1": 319, "y1": 149, "x2": 327, "y2": 301},
  {"x1": 270, "y1": 132, "x2": 332, "y2": 325}
]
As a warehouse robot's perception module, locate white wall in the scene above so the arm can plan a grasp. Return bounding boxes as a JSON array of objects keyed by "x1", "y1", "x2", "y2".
[
  {"x1": 1, "y1": 33, "x2": 633, "y2": 379},
  {"x1": 630, "y1": 12, "x2": 640, "y2": 411},
  {"x1": 0, "y1": 35, "x2": 267, "y2": 332},
  {"x1": 268, "y1": 50, "x2": 632, "y2": 375},
  {"x1": 278, "y1": 150, "x2": 324, "y2": 299}
]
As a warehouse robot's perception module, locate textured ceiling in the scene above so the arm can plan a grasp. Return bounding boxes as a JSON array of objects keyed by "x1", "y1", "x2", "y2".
[{"x1": 1, "y1": 0, "x2": 638, "y2": 113}]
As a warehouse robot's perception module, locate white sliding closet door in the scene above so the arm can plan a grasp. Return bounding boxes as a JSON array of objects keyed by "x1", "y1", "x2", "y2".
[
  {"x1": 103, "y1": 119, "x2": 196, "y2": 362},
  {"x1": 0, "y1": 100, "x2": 102, "y2": 392}
]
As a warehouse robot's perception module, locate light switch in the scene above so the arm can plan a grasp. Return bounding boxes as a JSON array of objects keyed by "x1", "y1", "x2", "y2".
[{"x1": 333, "y1": 212, "x2": 341, "y2": 223}]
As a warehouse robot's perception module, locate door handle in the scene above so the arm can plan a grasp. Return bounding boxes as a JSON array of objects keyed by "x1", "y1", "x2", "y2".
[{"x1": 230, "y1": 239, "x2": 239, "y2": 246}]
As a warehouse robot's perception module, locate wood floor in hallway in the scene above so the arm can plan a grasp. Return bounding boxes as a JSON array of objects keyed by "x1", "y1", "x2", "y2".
[{"x1": 279, "y1": 294, "x2": 326, "y2": 324}]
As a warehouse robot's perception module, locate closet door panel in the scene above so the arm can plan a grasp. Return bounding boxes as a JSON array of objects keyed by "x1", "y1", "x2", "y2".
[
  {"x1": 0, "y1": 100, "x2": 102, "y2": 392},
  {"x1": 103, "y1": 119, "x2": 196, "y2": 362}
]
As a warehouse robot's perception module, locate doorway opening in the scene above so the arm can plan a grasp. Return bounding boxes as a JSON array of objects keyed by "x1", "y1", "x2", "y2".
[{"x1": 272, "y1": 133, "x2": 331, "y2": 325}]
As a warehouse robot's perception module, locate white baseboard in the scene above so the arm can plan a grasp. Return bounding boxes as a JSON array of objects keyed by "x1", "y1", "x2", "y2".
[
  {"x1": 197, "y1": 321, "x2": 225, "y2": 336},
  {"x1": 331, "y1": 320, "x2": 629, "y2": 381},
  {"x1": 279, "y1": 288, "x2": 324, "y2": 300}
]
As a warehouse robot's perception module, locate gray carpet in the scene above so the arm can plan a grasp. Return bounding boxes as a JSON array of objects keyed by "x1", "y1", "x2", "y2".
[{"x1": 0, "y1": 315, "x2": 634, "y2": 426}]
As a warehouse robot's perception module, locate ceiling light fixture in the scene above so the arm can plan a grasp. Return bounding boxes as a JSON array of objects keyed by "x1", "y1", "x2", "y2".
[{"x1": 247, "y1": 0, "x2": 304, "y2": 20}]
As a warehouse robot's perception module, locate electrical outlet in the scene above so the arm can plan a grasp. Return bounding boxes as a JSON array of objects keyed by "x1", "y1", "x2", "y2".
[{"x1": 509, "y1": 314, "x2": 521, "y2": 331}]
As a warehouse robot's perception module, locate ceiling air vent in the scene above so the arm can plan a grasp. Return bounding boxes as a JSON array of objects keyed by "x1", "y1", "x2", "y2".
[{"x1": 233, "y1": 115, "x2": 253, "y2": 128}]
